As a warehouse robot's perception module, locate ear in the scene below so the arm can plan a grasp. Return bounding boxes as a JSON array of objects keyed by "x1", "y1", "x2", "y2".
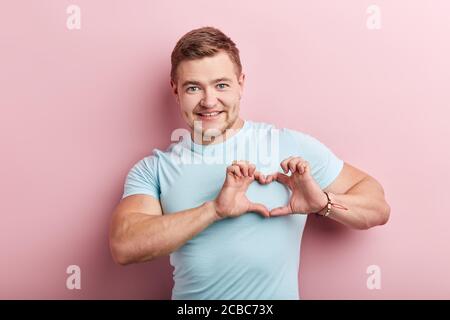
[
  {"x1": 238, "y1": 73, "x2": 245, "y2": 99},
  {"x1": 170, "y1": 79, "x2": 180, "y2": 104}
]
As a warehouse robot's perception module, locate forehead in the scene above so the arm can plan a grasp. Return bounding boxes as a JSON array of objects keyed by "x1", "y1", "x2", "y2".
[{"x1": 177, "y1": 51, "x2": 237, "y2": 82}]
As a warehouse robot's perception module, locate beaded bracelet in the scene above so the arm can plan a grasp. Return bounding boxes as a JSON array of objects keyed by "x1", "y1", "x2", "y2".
[{"x1": 312, "y1": 191, "x2": 349, "y2": 217}]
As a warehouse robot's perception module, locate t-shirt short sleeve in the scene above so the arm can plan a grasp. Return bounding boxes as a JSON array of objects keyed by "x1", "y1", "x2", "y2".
[
  {"x1": 283, "y1": 129, "x2": 344, "y2": 190},
  {"x1": 122, "y1": 155, "x2": 160, "y2": 200}
]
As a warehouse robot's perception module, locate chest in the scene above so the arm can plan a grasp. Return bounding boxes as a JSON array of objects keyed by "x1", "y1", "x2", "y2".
[{"x1": 158, "y1": 162, "x2": 291, "y2": 215}]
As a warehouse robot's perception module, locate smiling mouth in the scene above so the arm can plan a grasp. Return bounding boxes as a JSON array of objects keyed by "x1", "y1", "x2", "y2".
[{"x1": 195, "y1": 111, "x2": 224, "y2": 118}]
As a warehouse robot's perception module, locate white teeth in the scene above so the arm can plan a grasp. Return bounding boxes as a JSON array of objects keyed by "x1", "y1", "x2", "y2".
[{"x1": 199, "y1": 112, "x2": 220, "y2": 117}]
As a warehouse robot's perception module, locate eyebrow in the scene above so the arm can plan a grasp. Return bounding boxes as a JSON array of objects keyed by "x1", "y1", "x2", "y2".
[{"x1": 182, "y1": 78, "x2": 233, "y2": 87}]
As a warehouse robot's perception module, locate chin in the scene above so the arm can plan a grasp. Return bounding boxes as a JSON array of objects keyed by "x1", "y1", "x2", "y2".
[
  {"x1": 194, "y1": 121, "x2": 226, "y2": 137},
  {"x1": 203, "y1": 122, "x2": 226, "y2": 134}
]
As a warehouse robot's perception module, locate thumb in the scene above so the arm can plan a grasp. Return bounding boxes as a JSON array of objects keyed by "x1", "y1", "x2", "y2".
[
  {"x1": 270, "y1": 205, "x2": 293, "y2": 217},
  {"x1": 248, "y1": 202, "x2": 270, "y2": 218}
]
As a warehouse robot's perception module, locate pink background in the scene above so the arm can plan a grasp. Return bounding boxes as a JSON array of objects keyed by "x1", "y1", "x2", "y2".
[{"x1": 1, "y1": 0, "x2": 449, "y2": 299}]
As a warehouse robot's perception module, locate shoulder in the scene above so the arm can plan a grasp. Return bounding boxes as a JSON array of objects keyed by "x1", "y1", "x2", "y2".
[
  {"x1": 257, "y1": 122, "x2": 336, "y2": 158},
  {"x1": 246, "y1": 120, "x2": 276, "y2": 131},
  {"x1": 273, "y1": 125, "x2": 325, "y2": 148},
  {"x1": 136, "y1": 138, "x2": 186, "y2": 166},
  {"x1": 130, "y1": 146, "x2": 170, "y2": 174},
  {"x1": 245, "y1": 120, "x2": 278, "y2": 139},
  {"x1": 248, "y1": 121, "x2": 311, "y2": 137},
  {"x1": 249, "y1": 121, "x2": 316, "y2": 144},
  {"x1": 244, "y1": 121, "x2": 319, "y2": 150}
]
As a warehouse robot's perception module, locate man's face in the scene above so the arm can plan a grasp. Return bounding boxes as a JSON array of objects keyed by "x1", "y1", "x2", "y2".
[{"x1": 171, "y1": 51, "x2": 245, "y2": 141}]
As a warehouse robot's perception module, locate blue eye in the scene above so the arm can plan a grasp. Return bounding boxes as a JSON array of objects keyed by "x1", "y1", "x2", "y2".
[
  {"x1": 186, "y1": 86, "x2": 200, "y2": 92},
  {"x1": 217, "y1": 83, "x2": 229, "y2": 89}
]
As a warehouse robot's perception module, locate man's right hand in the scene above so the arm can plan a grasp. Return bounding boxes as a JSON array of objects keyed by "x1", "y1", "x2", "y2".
[{"x1": 212, "y1": 160, "x2": 270, "y2": 219}]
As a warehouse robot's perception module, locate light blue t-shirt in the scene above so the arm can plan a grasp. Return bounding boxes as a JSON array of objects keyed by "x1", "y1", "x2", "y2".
[{"x1": 122, "y1": 120, "x2": 343, "y2": 299}]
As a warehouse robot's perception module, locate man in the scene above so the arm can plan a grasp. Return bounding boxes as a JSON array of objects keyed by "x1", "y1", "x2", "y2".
[{"x1": 109, "y1": 26, "x2": 390, "y2": 299}]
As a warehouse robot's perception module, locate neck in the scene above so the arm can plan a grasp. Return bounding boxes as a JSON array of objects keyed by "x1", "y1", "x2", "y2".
[{"x1": 192, "y1": 117, "x2": 245, "y2": 145}]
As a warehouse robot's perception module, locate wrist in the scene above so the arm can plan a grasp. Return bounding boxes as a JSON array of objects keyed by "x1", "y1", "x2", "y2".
[
  {"x1": 205, "y1": 200, "x2": 223, "y2": 222},
  {"x1": 314, "y1": 191, "x2": 332, "y2": 216},
  {"x1": 312, "y1": 192, "x2": 329, "y2": 215}
]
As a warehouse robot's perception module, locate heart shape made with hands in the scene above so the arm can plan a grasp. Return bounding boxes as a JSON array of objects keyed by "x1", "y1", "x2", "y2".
[{"x1": 249, "y1": 157, "x2": 328, "y2": 217}]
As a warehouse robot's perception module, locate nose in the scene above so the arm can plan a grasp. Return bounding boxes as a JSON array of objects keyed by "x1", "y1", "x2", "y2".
[{"x1": 199, "y1": 89, "x2": 218, "y2": 108}]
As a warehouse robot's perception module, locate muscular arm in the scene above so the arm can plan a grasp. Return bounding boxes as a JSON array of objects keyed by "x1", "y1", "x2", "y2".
[
  {"x1": 110, "y1": 161, "x2": 269, "y2": 265},
  {"x1": 323, "y1": 163, "x2": 391, "y2": 230},
  {"x1": 109, "y1": 195, "x2": 219, "y2": 265}
]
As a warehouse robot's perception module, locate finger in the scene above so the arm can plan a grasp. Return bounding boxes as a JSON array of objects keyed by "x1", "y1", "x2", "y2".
[
  {"x1": 263, "y1": 174, "x2": 276, "y2": 184},
  {"x1": 270, "y1": 205, "x2": 293, "y2": 217},
  {"x1": 226, "y1": 165, "x2": 236, "y2": 176},
  {"x1": 275, "y1": 172, "x2": 290, "y2": 187},
  {"x1": 260, "y1": 174, "x2": 267, "y2": 184},
  {"x1": 226, "y1": 166, "x2": 237, "y2": 177},
  {"x1": 297, "y1": 162, "x2": 306, "y2": 174},
  {"x1": 254, "y1": 171, "x2": 267, "y2": 184},
  {"x1": 239, "y1": 163, "x2": 249, "y2": 177},
  {"x1": 228, "y1": 165, "x2": 242, "y2": 177},
  {"x1": 265, "y1": 173, "x2": 276, "y2": 183},
  {"x1": 304, "y1": 162, "x2": 310, "y2": 174},
  {"x1": 234, "y1": 160, "x2": 249, "y2": 177},
  {"x1": 293, "y1": 162, "x2": 300, "y2": 174},
  {"x1": 288, "y1": 158, "x2": 302, "y2": 174},
  {"x1": 248, "y1": 164, "x2": 256, "y2": 177},
  {"x1": 254, "y1": 170, "x2": 263, "y2": 181},
  {"x1": 234, "y1": 165, "x2": 244, "y2": 177},
  {"x1": 261, "y1": 175, "x2": 268, "y2": 184},
  {"x1": 296, "y1": 161, "x2": 308, "y2": 174},
  {"x1": 280, "y1": 157, "x2": 295, "y2": 173},
  {"x1": 248, "y1": 202, "x2": 270, "y2": 218},
  {"x1": 303, "y1": 161, "x2": 310, "y2": 174},
  {"x1": 233, "y1": 160, "x2": 250, "y2": 167},
  {"x1": 296, "y1": 162, "x2": 303, "y2": 174}
]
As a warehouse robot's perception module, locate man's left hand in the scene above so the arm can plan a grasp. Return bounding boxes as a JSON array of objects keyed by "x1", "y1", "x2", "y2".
[{"x1": 255, "y1": 157, "x2": 328, "y2": 216}]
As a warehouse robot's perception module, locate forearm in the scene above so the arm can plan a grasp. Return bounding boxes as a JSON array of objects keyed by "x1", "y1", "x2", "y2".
[
  {"x1": 116, "y1": 201, "x2": 219, "y2": 264},
  {"x1": 325, "y1": 177, "x2": 390, "y2": 230}
]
